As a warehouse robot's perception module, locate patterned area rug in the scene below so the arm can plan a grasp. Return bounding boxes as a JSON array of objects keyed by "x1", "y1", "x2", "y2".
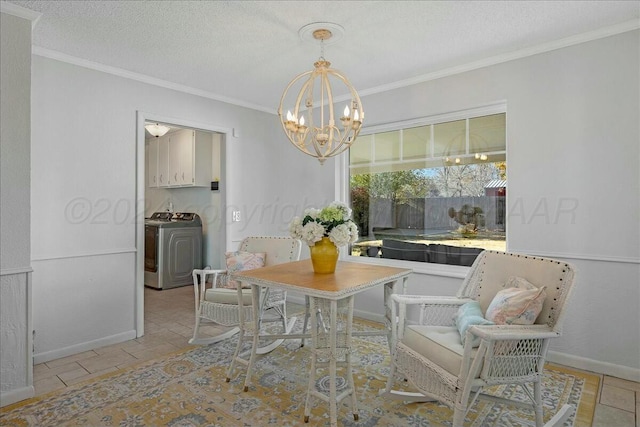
[{"x1": 1, "y1": 319, "x2": 598, "y2": 427}]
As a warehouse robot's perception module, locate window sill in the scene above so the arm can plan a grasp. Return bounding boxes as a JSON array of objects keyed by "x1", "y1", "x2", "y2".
[{"x1": 344, "y1": 255, "x2": 469, "y2": 279}]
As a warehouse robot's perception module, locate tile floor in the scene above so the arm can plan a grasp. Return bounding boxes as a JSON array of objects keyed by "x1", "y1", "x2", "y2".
[{"x1": 33, "y1": 286, "x2": 639, "y2": 427}]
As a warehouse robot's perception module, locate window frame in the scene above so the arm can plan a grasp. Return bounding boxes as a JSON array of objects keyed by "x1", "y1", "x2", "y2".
[{"x1": 336, "y1": 102, "x2": 507, "y2": 277}]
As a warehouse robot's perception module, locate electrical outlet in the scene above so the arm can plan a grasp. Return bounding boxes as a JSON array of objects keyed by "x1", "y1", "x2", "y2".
[{"x1": 232, "y1": 211, "x2": 241, "y2": 222}]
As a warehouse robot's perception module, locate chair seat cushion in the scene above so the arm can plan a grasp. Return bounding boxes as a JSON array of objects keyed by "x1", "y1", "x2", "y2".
[
  {"x1": 402, "y1": 325, "x2": 478, "y2": 377},
  {"x1": 205, "y1": 288, "x2": 253, "y2": 305}
]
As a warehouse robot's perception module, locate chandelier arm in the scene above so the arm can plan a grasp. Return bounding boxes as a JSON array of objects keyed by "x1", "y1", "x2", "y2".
[
  {"x1": 324, "y1": 71, "x2": 363, "y2": 158},
  {"x1": 320, "y1": 70, "x2": 325, "y2": 143},
  {"x1": 278, "y1": 70, "x2": 318, "y2": 156},
  {"x1": 278, "y1": 69, "x2": 313, "y2": 117},
  {"x1": 303, "y1": 76, "x2": 316, "y2": 139},
  {"x1": 323, "y1": 72, "x2": 336, "y2": 153},
  {"x1": 295, "y1": 73, "x2": 314, "y2": 121}
]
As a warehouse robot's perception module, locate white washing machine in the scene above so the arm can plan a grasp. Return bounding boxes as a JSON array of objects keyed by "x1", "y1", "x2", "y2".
[{"x1": 144, "y1": 212, "x2": 203, "y2": 289}]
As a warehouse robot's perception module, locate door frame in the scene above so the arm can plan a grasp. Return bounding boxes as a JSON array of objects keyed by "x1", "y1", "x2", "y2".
[{"x1": 135, "y1": 111, "x2": 231, "y2": 337}]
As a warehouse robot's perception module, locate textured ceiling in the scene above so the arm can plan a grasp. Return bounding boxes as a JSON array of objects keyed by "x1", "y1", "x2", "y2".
[{"x1": 6, "y1": 1, "x2": 640, "y2": 113}]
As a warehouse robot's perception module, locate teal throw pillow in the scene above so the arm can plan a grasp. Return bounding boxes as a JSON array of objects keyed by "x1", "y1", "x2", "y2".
[{"x1": 454, "y1": 301, "x2": 494, "y2": 347}]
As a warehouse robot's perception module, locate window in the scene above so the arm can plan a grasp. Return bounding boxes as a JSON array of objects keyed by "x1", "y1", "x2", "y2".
[{"x1": 349, "y1": 109, "x2": 506, "y2": 267}]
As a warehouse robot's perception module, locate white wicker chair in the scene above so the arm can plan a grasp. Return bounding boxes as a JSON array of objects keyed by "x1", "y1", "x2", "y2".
[
  {"x1": 189, "y1": 236, "x2": 302, "y2": 346},
  {"x1": 382, "y1": 250, "x2": 577, "y2": 427}
]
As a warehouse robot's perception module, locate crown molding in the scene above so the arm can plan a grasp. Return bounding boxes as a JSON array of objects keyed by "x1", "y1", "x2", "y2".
[
  {"x1": 1, "y1": 2, "x2": 41, "y2": 29},
  {"x1": 32, "y1": 46, "x2": 275, "y2": 114},
  {"x1": 359, "y1": 19, "x2": 640, "y2": 99},
  {"x1": 30, "y1": 18, "x2": 639, "y2": 114}
]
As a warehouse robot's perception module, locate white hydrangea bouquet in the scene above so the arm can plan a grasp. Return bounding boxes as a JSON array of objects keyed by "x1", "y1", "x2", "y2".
[{"x1": 289, "y1": 201, "x2": 359, "y2": 247}]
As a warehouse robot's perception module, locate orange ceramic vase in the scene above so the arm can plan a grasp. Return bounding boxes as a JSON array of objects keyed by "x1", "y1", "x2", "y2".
[{"x1": 310, "y1": 237, "x2": 339, "y2": 274}]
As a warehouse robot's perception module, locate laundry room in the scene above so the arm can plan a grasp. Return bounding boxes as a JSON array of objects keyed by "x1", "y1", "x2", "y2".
[{"x1": 144, "y1": 122, "x2": 224, "y2": 290}]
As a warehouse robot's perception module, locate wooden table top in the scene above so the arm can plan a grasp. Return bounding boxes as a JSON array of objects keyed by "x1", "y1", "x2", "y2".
[{"x1": 232, "y1": 260, "x2": 412, "y2": 299}]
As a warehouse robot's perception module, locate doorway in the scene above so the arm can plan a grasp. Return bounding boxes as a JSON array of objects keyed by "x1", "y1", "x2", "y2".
[{"x1": 136, "y1": 112, "x2": 230, "y2": 337}]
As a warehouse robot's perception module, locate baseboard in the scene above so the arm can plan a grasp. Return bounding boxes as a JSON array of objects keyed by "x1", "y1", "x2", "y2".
[
  {"x1": 0, "y1": 385, "x2": 35, "y2": 408},
  {"x1": 547, "y1": 350, "x2": 640, "y2": 382},
  {"x1": 353, "y1": 307, "x2": 387, "y2": 324},
  {"x1": 33, "y1": 330, "x2": 137, "y2": 365}
]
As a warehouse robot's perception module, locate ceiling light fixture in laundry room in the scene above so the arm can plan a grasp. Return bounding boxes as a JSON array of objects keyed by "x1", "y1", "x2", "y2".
[{"x1": 145, "y1": 123, "x2": 170, "y2": 137}]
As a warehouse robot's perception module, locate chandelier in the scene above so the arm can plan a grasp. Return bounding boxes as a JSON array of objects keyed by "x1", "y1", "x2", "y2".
[{"x1": 278, "y1": 24, "x2": 364, "y2": 165}]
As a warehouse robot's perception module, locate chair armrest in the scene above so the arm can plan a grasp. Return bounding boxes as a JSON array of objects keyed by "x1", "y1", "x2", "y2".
[
  {"x1": 390, "y1": 295, "x2": 474, "y2": 342},
  {"x1": 468, "y1": 324, "x2": 559, "y2": 341},
  {"x1": 390, "y1": 294, "x2": 472, "y2": 306},
  {"x1": 192, "y1": 268, "x2": 228, "y2": 307},
  {"x1": 461, "y1": 324, "x2": 560, "y2": 382},
  {"x1": 201, "y1": 269, "x2": 228, "y2": 287}
]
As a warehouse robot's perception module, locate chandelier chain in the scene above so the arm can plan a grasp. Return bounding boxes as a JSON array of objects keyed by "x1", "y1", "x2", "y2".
[{"x1": 319, "y1": 38, "x2": 326, "y2": 61}]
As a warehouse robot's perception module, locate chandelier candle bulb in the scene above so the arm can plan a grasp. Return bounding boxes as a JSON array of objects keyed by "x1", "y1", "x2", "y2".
[
  {"x1": 297, "y1": 116, "x2": 307, "y2": 134},
  {"x1": 340, "y1": 105, "x2": 351, "y2": 126},
  {"x1": 284, "y1": 110, "x2": 296, "y2": 131},
  {"x1": 352, "y1": 109, "x2": 362, "y2": 130}
]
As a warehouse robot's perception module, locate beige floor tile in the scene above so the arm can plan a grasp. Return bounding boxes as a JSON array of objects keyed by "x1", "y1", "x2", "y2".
[
  {"x1": 33, "y1": 363, "x2": 51, "y2": 376},
  {"x1": 77, "y1": 350, "x2": 137, "y2": 374},
  {"x1": 93, "y1": 339, "x2": 144, "y2": 355},
  {"x1": 135, "y1": 330, "x2": 185, "y2": 348},
  {"x1": 128, "y1": 342, "x2": 181, "y2": 359},
  {"x1": 592, "y1": 403, "x2": 635, "y2": 427},
  {"x1": 604, "y1": 375, "x2": 640, "y2": 393},
  {"x1": 143, "y1": 321, "x2": 167, "y2": 334},
  {"x1": 57, "y1": 365, "x2": 91, "y2": 383},
  {"x1": 62, "y1": 367, "x2": 119, "y2": 386},
  {"x1": 600, "y1": 384, "x2": 637, "y2": 413},
  {"x1": 168, "y1": 324, "x2": 195, "y2": 338},
  {"x1": 34, "y1": 361, "x2": 86, "y2": 379},
  {"x1": 34, "y1": 375, "x2": 66, "y2": 396},
  {"x1": 637, "y1": 399, "x2": 640, "y2": 427},
  {"x1": 163, "y1": 334, "x2": 191, "y2": 349},
  {"x1": 44, "y1": 350, "x2": 98, "y2": 368}
]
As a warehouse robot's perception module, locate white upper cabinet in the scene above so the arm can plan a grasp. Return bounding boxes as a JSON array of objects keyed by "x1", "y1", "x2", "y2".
[
  {"x1": 148, "y1": 138, "x2": 159, "y2": 188},
  {"x1": 149, "y1": 129, "x2": 212, "y2": 188},
  {"x1": 157, "y1": 134, "x2": 170, "y2": 187}
]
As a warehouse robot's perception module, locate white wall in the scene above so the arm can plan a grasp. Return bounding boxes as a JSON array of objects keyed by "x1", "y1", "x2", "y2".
[
  {"x1": 30, "y1": 56, "x2": 333, "y2": 363},
  {"x1": 353, "y1": 30, "x2": 640, "y2": 380},
  {"x1": 0, "y1": 10, "x2": 35, "y2": 406}
]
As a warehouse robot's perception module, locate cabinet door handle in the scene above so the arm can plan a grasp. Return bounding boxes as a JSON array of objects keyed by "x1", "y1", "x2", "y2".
[
  {"x1": 159, "y1": 174, "x2": 163, "y2": 183},
  {"x1": 174, "y1": 173, "x2": 178, "y2": 182}
]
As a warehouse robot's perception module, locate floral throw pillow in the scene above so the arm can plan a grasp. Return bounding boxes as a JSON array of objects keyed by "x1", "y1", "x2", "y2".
[
  {"x1": 485, "y1": 277, "x2": 547, "y2": 325},
  {"x1": 221, "y1": 251, "x2": 266, "y2": 289}
]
